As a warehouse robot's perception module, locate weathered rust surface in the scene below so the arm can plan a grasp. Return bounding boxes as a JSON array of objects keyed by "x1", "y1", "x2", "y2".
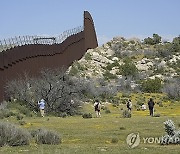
[{"x1": 0, "y1": 11, "x2": 98, "y2": 102}]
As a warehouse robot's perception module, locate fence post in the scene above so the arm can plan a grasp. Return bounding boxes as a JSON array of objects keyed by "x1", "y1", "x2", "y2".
[{"x1": 0, "y1": 40, "x2": 3, "y2": 51}]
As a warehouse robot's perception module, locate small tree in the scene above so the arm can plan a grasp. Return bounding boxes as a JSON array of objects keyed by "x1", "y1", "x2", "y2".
[
  {"x1": 163, "y1": 78, "x2": 180, "y2": 100},
  {"x1": 144, "y1": 37, "x2": 155, "y2": 45},
  {"x1": 5, "y1": 69, "x2": 87, "y2": 115},
  {"x1": 141, "y1": 77, "x2": 162, "y2": 93},
  {"x1": 171, "y1": 36, "x2": 180, "y2": 53},
  {"x1": 143, "y1": 34, "x2": 161, "y2": 45},
  {"x1": 121, "y1": 58, "x2": 138, "y2": 77},
  {"x1": 153, "y1": 33, "x2": 161, "y2": 44}
]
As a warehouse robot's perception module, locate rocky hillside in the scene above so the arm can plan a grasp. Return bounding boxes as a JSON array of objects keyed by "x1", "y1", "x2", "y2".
[{"x1": 68, "y1": 36, "x2": 180, "y2": 82}]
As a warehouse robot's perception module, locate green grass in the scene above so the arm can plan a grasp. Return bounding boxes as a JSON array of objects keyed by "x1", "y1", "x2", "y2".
[{"x1": 0, "y1": 104, "x2": 180, "y2": 154}]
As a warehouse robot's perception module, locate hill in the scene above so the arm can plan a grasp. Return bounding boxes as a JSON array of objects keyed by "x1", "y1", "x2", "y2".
[{"x1": 68, "y1": 35, "x2": 180, "y2": 98}]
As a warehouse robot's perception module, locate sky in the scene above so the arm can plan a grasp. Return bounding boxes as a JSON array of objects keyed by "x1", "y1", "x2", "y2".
[{"x1": 0, "y1": 0, "x2": 180, "y2": 45}]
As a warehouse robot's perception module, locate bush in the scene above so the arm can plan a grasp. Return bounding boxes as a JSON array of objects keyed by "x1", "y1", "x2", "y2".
[
  {"x1": 136, "y1": 101, "x2": 144, "y2": 106},
  {"x1": 19, "y1": 120, "x2": 26, "y2": 125},
  {"x1": 122, "y1": 110, "x2": 131, "y2": 118},
  {"x1": 105, "y1": 109, "x2": 111, "y2": 114},
  {"x1": 18, "y1": 105, "x2": 33, "y2": 117},
  {"x1": 0, "y1": 109, "x2": 15, "y2": 119},
  {"x1": 161, "y1": 119, "x2": 180, "y2": 145},
  {"x1": 163, "y1": 78, "x2": 180, "y2": 100},
  {"x1": 16, "y1": 114, "x2": 24, "y2": 120},
  {"x1": 111, "y1": 137, "x2": 119, "y2": 143},
  {"x1": 84, "y1": 53, "x2": 92, "y2": 61},
  {"x1": 141, "y1": 77, "x2": 162, "y2": 93},
  {"x1": 34, "y1": 128, "x2": 61, "y2": 145},
  {"x1": 58, "y1": 112, "x2": 68, "y2": 118},
  {"x1": 119, "y1": 127, "x2": 126, "y2": 130},
  {"x1": 0, "y1": 122, "x2": 31, "y2": 146},
  {"x1": 121, "y1": 58, "x2": 138, "y2": 77},
  {"x1": 103, "y1": 71, "x2": 118, "y2": 80},
  {"x1": 157, "y1": 102, "x2": 163, "y2": 107},
  {"x1": 82, "y1": 113, "x2": 92, "y2": 119}
]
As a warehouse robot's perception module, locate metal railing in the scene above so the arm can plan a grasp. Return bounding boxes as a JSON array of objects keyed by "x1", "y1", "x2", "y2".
[{"x1": 0, "y1": 25, "x2": 84, "y2": 52}]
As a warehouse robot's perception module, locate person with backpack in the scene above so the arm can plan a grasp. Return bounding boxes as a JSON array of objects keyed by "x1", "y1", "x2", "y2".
[
  {"x1": 94, "y1": 100, "x2": 101, "y2": 118},
  {"x1": 148, "y1": 98, "x2": 155, "y2": 116},
  {"x1": 38, "y1": 99, "x2": 45, "y2": 117},
  {"x1": 126, "y1": 99, "x2": 132, "y2": 113}
]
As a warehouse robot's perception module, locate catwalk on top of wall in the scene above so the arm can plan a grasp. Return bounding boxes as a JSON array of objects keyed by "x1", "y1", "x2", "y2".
[{"x1": 0, "y1": 11, "x2": 98, "y2": 102}]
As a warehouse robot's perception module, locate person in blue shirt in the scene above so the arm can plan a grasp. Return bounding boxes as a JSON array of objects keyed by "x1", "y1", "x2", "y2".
[{"x1": 38, "y1": 99, "x2": 45, "y2": 117}]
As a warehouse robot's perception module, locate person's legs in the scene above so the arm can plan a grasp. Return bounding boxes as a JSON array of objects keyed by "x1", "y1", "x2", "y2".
[
  {"x1": 152, "y1": 108, "x2": 154, "y2": 116},
  {"x1": 40, "y1": 109, "x2": 44, "y2": 117},
  {"x1": 96, "y1": 111, "x2": 99, "y2": 117},
  {"x1": 98, "y1": 111, "x2": 101, "y2": 117},
  {"x1": 150, "y1": 109, "x2": 153, "y2": 116}
]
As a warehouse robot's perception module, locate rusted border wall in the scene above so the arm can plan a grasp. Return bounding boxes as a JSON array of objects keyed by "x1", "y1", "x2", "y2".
[
  {"x1": 84, "y1": 11, "x2": 98, "y2": 50},
  {"x1": 0, "y1": 11, "x2": 98, "y2": 102}
]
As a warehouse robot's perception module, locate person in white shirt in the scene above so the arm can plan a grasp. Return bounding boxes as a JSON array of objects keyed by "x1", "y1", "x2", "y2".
[
  {"x1": 38, "y1": 99, "x2": 45, "y2": 117},
  {"x1": 141, "y1": 103, "x2": 146, "y2": 111},
  {"x1": 126, "y1": 99, "x2": 132, "y2": 113},
  {"x1": 94, "y1": 100, "x2": 101, "y2": 118}
]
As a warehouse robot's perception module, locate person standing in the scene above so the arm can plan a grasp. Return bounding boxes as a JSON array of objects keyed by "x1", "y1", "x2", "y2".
[
  {"x1": 38, "y1": 99, "x2": 45, "y2": 117},
  {"x1": 148, "y1": 98, "x2": 155, "y2": 116},
  {"x1": 94, "y1": 100, "x2": 101, "y2": 118},
  {"x1": 126, "y1": 99, "x2": 132, "y2": 113}
]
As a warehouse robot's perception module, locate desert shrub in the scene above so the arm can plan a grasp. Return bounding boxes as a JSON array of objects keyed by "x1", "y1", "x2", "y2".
[
  {"x1": 105, "y1": 109, "x2": 111, "y2": 114},
  {"x1": 6, "y1": 69, "x2": 84, "y2": 116},
  {"x1": 82, "y1": 113, "x2": 92, "y2": 119},
  {"x1": 0, "y1": 122, "x2": 31, "y2": 146},
  {"x1": 141, "y1": 77, "x2": 162, "y2": 93},
  {"x1": 69, "y1": 65, "x2": 79, "y2": 76},
  {"x1": 136, "y1": 101, "x2": 144, "y2": 106},
  {"x1": 143, "y1": 34, "x2": 161, "y2": 45},
  {"x1": 120, "y1": 98, "x2": 128, "y2": 104},
  {"x1": 101, "y1": 106, "x2": 108, "y2": 110},
  {"x1": 119, "y1": 127, "x2": 126, "y2": 130},
  {"x1": 0, "y1": 101, "x2": 8, "y2": 110},
  {"x1": 0, "y1": 109, "x2": 15, "y2": 119},
  {"x1": 84, "y1": 53, "x2": 92, "y2": 61},
  {"x1": 17, "y1": 105, "x2": 33, "y2": 117},
  {"x1": 16, "y1": 114, "x2": 24, "y2": 120},
  {"x1": 121, "y1": 58, "x2": 138, "y2": 77},
  {"x1": 103, "y1": 71, "x2": 118, "y2": 80},
  {"x1": 157, "y1": 102, "x2": 163, "y2": 107},
  {"x1": 161, "y1": 119, "x2": 180, "y2": 145},
  {"x1": 105, "y1": 61, "x2": 120, "y2": 71},
  {"x1": 111, "y1": 137, "x2": 119, "y2": 143},
  {"x1": 122, "y1": 93, "x2": 130, "y2": 98},
  {"x1": 163, "y1": 78, "x2": 180, "y2": 100},
  {"x1": 57, "y1": 112, "x2": 68, "y2": 118},
  {"x1": 122, "y1": 110, "x2": 131, "y2": 118},
  {"x1": 171, "y1": 36, "x2": 180, "y2": 53},
  {"x1": 34, "y1": 128, "x2": 61, "y2": 145},
  {"x1": 19, "y1": 121, "x2": 26, "y2": 125}
]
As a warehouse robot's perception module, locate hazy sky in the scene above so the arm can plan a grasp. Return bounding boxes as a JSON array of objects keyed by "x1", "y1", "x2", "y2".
[{"x1": 0, "y1": 0, "x2": 179, "y2": 45}]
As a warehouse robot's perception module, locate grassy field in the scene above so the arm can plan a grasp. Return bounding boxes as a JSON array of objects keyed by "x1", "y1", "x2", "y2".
[{"x1": 0, "y1": 100, "x2": 180, "y2": 154}]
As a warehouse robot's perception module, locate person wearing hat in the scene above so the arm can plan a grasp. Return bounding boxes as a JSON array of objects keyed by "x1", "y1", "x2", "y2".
[{"x1": 38, "y1": 99, "x2": 45, "y2": 117}]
